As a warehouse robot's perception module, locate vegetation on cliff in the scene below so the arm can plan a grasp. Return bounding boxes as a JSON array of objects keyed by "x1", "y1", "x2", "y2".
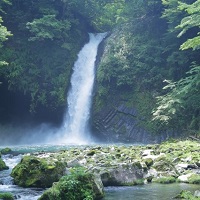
[
  {"x1": 0, "y1": 0, "x2": 199, "y2": 135},
  {"x1": 94, "y1": 0, "x2": 200, "y2": 135}
]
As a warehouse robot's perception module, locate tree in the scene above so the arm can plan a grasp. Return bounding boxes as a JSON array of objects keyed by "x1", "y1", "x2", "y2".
[
  {"x1": 0, "y1": 0, "x2": 12, "y2": 67},
  {"x1": 153, "y1": 0, "x2": 200, "y2": 132}
]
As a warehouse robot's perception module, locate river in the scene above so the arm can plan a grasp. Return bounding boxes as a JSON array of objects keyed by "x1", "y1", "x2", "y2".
[{"x1": 0, "y1": 144, "x2": 199, "y2": 200}]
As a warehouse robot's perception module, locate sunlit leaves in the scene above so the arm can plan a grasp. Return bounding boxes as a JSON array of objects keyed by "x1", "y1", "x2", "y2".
[
  {"x1": 0, "y1": 16, "x2": 12, "y2": 67},
  {"x1": 153, "y1": 64, "x2": 200, "y2": 130},
  {"x1": 26, "y1": 15, "x2": 71, "y2": 41},
  {"x1": 180, "y1": 35, "x2": 200, "y2": 50},
  {"x1": 176, "y1": 1, "x2": 200, "y2": 50}
]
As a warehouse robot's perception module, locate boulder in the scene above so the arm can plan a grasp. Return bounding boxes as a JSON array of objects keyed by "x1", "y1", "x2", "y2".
[
  {"x1": 177, "y1": 172, "x2": 200, "y2": 184},
  {"x1": 0, "y1": 148, "x2": 12, "y2": 155},
  {"x1": 0, "y1": 158, "x2": 9, "y2": 171},
  {"x1": 100, "y1": 162, "x2": 146, "y2": 186},
  {"x1": 194, "y1": 190, "x2": 200, "y2": 197},
  {"x1": 39, "y1": 168, "x2": 104, "y2": 200},
  {"x1": 11, "y1": 156, "x2": 65, "y2": 188}
]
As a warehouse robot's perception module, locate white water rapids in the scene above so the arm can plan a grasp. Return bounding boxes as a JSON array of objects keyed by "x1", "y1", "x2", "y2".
[{"x1": 59, "y1": 33, "x2": 107, "y2": 144}]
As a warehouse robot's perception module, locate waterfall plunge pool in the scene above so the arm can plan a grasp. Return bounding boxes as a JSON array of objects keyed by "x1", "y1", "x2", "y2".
[{"x1": 0, "y1": 144, "x2": 199, "y2": 200}]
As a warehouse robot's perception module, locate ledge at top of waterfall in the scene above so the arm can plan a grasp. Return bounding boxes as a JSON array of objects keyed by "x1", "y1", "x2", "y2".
[{"x1": 56, "y1": 33, "x2": 107, "y2": 145}]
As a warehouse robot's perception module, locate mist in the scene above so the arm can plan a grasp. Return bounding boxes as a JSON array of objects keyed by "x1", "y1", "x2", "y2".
[{"x1": 0, "y1": 123, "x2": 62, "y2": 146}]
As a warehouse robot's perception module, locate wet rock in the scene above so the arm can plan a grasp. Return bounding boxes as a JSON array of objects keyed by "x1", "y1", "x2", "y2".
[
  {"x1": 100, "y1": 162, "x2": 146, "y2": 186},
  {"x1": 141, "y1": 149, "x2": 154, "y2": 157},
  {"x1": 0, "y1": 148, "x2": 12, "y2": 155},
  {"x1": 0, "y1": 158, "x2": 9, "y2": 171},
  {"x1": 194, "y1": 190, "x2": 200, "y2": 197},
  {"x1": 11, "y1": 156, "x2": 65, "y2": 188},
  {"x1": 177, "y1": 173, "x2": 194, "y2": 183}
]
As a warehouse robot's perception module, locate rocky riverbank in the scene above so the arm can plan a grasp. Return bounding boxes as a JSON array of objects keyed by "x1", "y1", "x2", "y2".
[{"x1": 4, "y1": 140, "x2": 200, "y2": 199}]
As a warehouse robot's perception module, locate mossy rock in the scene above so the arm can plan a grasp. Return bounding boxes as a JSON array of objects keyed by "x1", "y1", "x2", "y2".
[
  {"x1": 39, "y1": 167, "x2": 104, "y2": 200},
  {"x1": 144, "y1": 158, "x2": 153, "y2": 167},
  {"x1": 188, "y1": 174, "x2": 200, "y2": 184},
  {"x1": 0, "y1": 148, "x2": 12, "y2": 155},
  {"x1": 0, "y1": 193, "x2": 14, "y2": 200},
  {"x1": 122, "y1": 179, "x2": 145, "y2": 186},
  {"x1": 153, "y1": 156, "x2": 175, "y2": 172},
  {"x1": 0, "y1": 158, "x2": 9, "y2": 171},
  {"x1": 153, "y1": 176, "x2": 176, "y2": 184},
  {"x1": 87, "y1": 150, "x2": 96, "y2": 156},
  {"x1": 11, "y1": 156, "x2": 65, "y2": 188}
]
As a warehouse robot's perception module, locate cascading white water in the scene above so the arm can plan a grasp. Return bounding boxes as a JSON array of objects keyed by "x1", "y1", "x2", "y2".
[{"x1": 61, "y1": 33, "x2": 107, "y2": 144}]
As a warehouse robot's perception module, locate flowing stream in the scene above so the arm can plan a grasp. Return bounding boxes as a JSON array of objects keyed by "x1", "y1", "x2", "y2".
[
  {"x1": 0, "y1": 154, "x2": 44, "y2": 199},
  {"x1": 0, "y1": 145, "x2": 199, "y2": 200},
  {"x1": 61, "y1": 33, "x2": 107, "y2": 145}
]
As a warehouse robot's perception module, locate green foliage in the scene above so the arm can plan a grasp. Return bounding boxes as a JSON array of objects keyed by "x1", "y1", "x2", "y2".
[
  {"x1": 0, "y1": 0, "x2": 129, "y2": 112},
  {"x1": 39, "y1": 167, "x2": 102, "y2": 200},
  {"x1": 0, "y1": 0, "x2": 88, "y2": 111},
  {"x1": 174, "y1": 190, "x2": 200, "y2": 199},
  {"x1": 153, "y1": 64, "x2": 200, "y2": 126},
  {"x1": 26, "y1": 15, "x2": 71, "y2": 41},
  {"x1": 0, "y1": 0, "x2": 199, "y2": 135},
  {"x1": 154, "y1": 176, "x2": 176, "y2": 184},
  {"x1": 71, "y1": 0, "x2": 125, "y2": 31},
  {"x1": 0, "y1": 16, "x2": 12, "y2": 67},
  {"x1": 188, "y1": 174, "x2": 200, "y2": 184},
  {"x1": 0, "y1": 193, "x2": 14, "y2": 200},
  {"x1": 152, "y1": 0, "x2": 200, "y2": 132},
  {"x1": 177, "y1": 0, "x2": 200, "y2": 50},
  {"x1": 0, "y1": 147, "x2": 12, "y2": 154},
  {"x1": 94, "y1": 0, "x2": 180, "y2": 133}
]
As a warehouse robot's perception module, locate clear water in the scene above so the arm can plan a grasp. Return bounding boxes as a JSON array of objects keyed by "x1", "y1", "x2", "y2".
[
  {"x1": 104, "y1": 184, "x2": 200, "y2": 200},
  {"x1": 0, "y1": 145, "x2": 199, "y2": 200},
  {"x1": 0, "y1": 154, "x2": 44, "y2": 200}
]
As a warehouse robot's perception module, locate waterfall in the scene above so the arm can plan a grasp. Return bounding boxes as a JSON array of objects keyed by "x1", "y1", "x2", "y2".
[{"x1": 61, "y1": 33, "x2": 107, "y2": 144}]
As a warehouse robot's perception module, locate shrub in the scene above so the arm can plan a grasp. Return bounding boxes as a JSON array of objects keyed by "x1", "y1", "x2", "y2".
[{"x1": 0, "y1": 193, "x2": 14, "y2": 200}]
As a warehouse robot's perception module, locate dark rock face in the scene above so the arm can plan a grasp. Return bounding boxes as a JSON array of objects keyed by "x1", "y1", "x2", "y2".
[
  {"x1": 92, "y1": 25, "x2": 181, "y2": 144},
  {"x1": 92, "y1": 101, "x2": 179, "y2": 143}
]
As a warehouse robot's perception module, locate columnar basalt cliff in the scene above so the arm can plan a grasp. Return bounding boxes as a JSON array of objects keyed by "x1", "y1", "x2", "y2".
[{"x1": 92, "y1": 26, "x2": 180, "y2": 143}]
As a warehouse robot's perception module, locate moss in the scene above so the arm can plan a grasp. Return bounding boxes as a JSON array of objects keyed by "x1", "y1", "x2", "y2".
[
  {"x1": 132, "y1": 161, "x2": 142, "y2": 169},
  {"x1": 0, "y1": 158, "x2": 9, "y2": 171},
  {"x1": 11, "y1": 156, "x2": 65, "y2": 188},
  {"x1": 87, "y1": 150, "x2": 96, "y2": 156},
  {"x1": 0, "y1": 148, "x2": 12, "y2": 155},
  {"x1": 188, "y1": 174, "x2": 200, "y2": 184},
  {"x1": 125, "y1": 179, "x2": 144, "y2": 186},
  {"x1": 154, "y1": 176, "x2": 176, "y2": 184},
  {"x1": 0, "y1": 193, "x2": 14, "y2": 200},
  {"x1": 174, "y1": 190, "x2": 199, "y2": 199},
  {"x1": 39, "y1": 167, "x2": 104, "y2": 200},
  {"x1": 144, "y1": 158, "x2": 153, "y2": 167}
]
